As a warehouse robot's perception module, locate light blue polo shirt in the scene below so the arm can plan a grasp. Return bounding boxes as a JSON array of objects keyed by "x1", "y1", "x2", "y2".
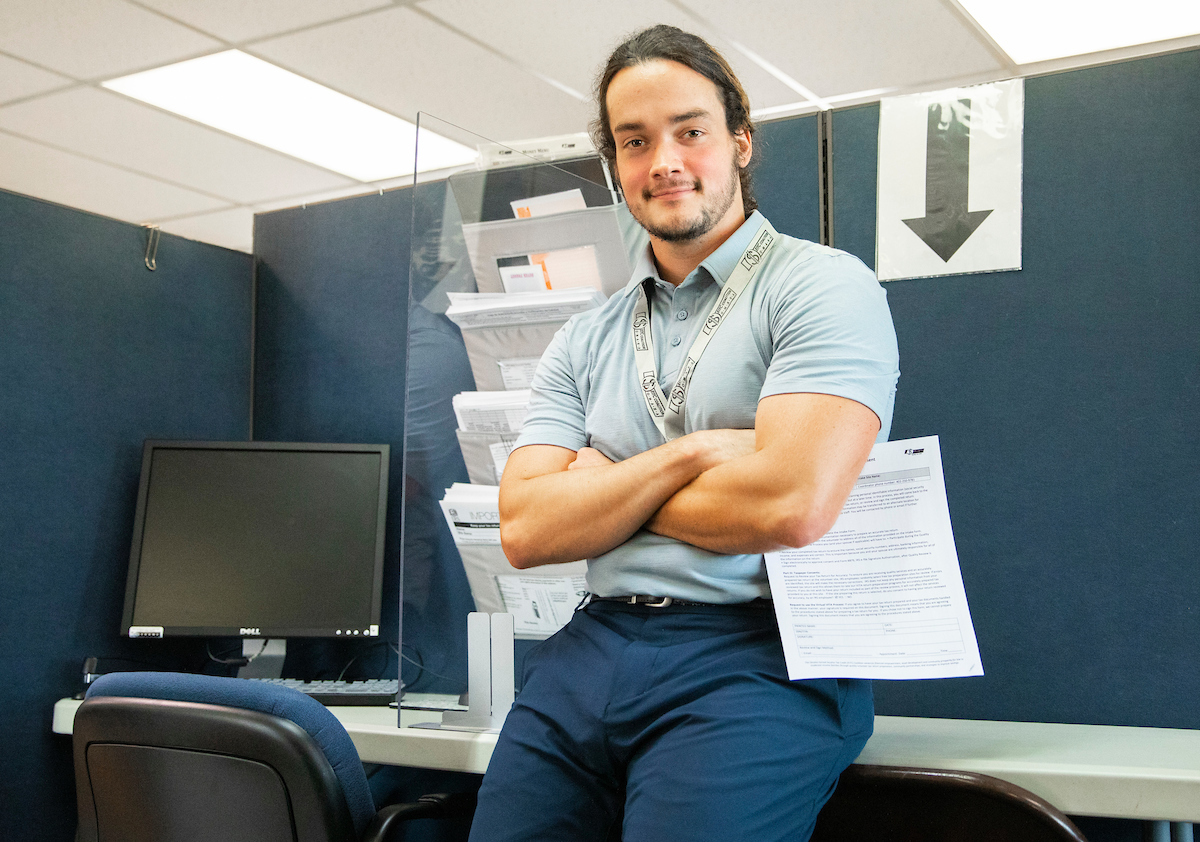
[{"x1": 514, "y1": 211, "x2": 900, "y2": 603}]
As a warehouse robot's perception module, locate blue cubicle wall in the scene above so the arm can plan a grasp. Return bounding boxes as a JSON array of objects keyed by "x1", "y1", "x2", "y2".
[
  {"x1": 832, "y1": 49, "x2": 1200, "y2": 729},
  {"x1": 0, "y1": 189, "x2": 252, "y2": 842},
  {"x1": 755, "y1": 114, "x2": 820, "y2": 242}
]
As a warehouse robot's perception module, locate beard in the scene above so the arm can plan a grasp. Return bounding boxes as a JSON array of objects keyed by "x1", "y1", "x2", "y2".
[{"x1": 629, "y1": 154, "x2": 742, "y2": 243}]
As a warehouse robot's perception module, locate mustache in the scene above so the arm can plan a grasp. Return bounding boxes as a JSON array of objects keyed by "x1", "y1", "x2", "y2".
[{"x1": 643, "y1": 179, "x2": 701, "y2": 200}]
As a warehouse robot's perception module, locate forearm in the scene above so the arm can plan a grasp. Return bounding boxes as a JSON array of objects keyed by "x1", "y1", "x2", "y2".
[
  {"x1": 645, "y1": 452, "x2": 846, "y2": 554},
  {"x1": 646, "y1": 393, "x2": 879, "y2": 555},
  {"x1": 499, "y1": 436, "x2": 715, "y2": 568}
]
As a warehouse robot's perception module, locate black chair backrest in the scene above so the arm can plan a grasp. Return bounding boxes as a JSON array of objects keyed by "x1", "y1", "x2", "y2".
[
  {"x1": 811, "y1": 764, "x2": 1089, "y2": 842},
  {"x1": 74, "y1": 696, "x2": 360, "y2": 842}
]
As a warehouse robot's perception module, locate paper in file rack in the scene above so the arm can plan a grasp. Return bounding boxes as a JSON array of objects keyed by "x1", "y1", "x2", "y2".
[
  {"x1": 445, "y1": 290, "x2": 605, "y2": 329},
  {"x1": 452, "y1": 390, "x2": 530, "y2": 434},
  {"x1": 445, "y1": 290, "x2": 604, "y2": 391},
  {"x1": 462, "y1": 205, "x2": 632, "y2": 297},
  {"x1": 456, "y1": 429, "x2": 518, "y2": 485},
  {"x1": 440, "y1": 483, "x2": 587, "y2": 639},
  {"x1": 511, "y1": 188, "x2": 587, "y2": 219}
]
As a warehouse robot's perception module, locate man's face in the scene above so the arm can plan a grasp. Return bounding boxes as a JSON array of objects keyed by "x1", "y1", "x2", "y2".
[{"x1": 606, "y1": 59, "x2": 751, "y2": 244}]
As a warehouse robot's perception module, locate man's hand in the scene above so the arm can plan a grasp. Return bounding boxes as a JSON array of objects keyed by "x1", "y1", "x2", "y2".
[
  {"x1": 685, "y1": 428, "x2": 757, "y2": 469},
  {"x1": 500, "y1": 433, "x2": 723, "y2": 569},
  {"x1": 567, "y1": 447, "x2": 614, "y2": 470}
]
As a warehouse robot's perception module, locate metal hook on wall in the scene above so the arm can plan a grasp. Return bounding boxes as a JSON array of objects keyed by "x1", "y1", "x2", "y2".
[{"x1": 143, "y1": 225, "x2": 161, "y2": 271}]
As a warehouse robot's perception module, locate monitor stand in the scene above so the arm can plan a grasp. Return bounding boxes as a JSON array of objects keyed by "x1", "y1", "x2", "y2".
[{"x1": 237, "y1": 639, "x2": 286, "y2": 679}]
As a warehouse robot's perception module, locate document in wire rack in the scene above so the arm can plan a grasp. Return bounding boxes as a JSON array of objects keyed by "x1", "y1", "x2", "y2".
[
  {"x1": 439, "y1": 483, "x2": 587, "y2": 640},
  {"x1": 765, "y1": 436, "x2": 983, "y2": 680}
]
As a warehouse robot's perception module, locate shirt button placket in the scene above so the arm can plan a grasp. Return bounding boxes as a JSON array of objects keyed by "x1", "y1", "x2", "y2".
[{"x1": 670, "y1": 299, "x2": 688, "y2": 352}]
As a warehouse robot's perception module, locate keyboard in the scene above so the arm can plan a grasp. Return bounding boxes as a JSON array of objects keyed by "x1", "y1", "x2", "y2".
[{"x1": 248, "y1": 678, "x2": 399, "y2": 706}]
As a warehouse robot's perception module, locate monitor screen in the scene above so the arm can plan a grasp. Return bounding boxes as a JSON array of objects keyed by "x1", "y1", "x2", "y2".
[{"x1": 121, "y1": 440, "x2": 389, "y2": 639}]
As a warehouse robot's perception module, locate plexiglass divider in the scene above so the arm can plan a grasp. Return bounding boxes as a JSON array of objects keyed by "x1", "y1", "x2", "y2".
[{"x1": 399, "y1": 114, "x2": 646, "y2": 706}]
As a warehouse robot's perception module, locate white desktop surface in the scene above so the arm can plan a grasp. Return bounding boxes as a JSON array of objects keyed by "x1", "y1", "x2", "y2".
[{"x1": 53, "y1": 698, "x2": 1200, "y2": 822}]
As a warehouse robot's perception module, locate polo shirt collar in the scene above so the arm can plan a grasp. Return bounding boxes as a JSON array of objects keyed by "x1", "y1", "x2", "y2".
[
  {"x1": 624, "y1": 210, "x2": 766, "y2": 297},
  {"x1": 698, "y1": 210, "x2": 765, "y2": 289},
  {"x1": 628, "y1": 242, "x2": 660, "y2": 294}
]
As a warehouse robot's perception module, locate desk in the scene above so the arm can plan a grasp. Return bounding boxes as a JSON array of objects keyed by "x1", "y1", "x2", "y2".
[{"x1": 54, "y1": 699, "x2": 1200, "y2": 823}]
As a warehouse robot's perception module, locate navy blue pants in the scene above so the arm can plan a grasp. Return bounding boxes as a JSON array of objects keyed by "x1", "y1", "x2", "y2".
[{"x1": 468, "y1": 600, "x2": 873, "y2": 842}]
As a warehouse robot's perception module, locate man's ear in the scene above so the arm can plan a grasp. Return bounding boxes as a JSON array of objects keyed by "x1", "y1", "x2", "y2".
[{"x1": 735, "y1": 128, "x2": 753, "y2": 169}]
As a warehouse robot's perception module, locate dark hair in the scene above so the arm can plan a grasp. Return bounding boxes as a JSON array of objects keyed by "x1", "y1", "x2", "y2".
[{"x1": 592, "y1": 24, "x2": 757, "y2": 215}]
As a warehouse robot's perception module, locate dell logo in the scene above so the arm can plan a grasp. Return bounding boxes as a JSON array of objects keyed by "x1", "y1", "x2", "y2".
[{"x1": 240, "y1": 627, "x2": 261, "y2": 636}]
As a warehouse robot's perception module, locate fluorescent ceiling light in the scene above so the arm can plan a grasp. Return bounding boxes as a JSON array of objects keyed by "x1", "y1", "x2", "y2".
[
  {"x1": 103, "y1": 51, "x2": 477, "y2": 182},
  {"x1": 958, "y1": 0, "x2": 1200, "y2": 64}
]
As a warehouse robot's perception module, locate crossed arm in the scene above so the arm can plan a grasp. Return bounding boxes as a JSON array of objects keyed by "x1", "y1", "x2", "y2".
[{"x1": 497, "y1": 392, "x2": 880, "y2": 569}]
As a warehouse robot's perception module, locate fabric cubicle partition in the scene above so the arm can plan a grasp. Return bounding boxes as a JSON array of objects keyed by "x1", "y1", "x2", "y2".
[
  {"x1": 831, "y1": 49, "x2": 1200, "y2": 729},
  {"x1": 755, "y1": 114, "x2": 821, "y2": 242},
  {"x1": 0, "y1": 189, "x2": 252, "y2": 842}
]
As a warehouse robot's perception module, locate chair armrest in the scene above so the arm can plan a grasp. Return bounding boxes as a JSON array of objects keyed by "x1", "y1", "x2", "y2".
[{"x1": 363, "y1": 792, "x2": 479, "y2": 842}]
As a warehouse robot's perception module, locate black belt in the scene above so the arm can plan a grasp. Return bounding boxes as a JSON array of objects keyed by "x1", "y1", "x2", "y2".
[{"x1": 588, "y1": 595, "x2": 772, "y2": 609}]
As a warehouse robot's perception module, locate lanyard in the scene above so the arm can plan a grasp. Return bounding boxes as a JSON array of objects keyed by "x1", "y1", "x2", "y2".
[{"x1": 632, "y1": 219, "x2": 778, "y2": 441}]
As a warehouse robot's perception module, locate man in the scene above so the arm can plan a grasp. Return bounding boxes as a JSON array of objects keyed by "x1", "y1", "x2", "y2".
[{"x1": 470, "y1": 24, "x2": 899, "y2": 842}]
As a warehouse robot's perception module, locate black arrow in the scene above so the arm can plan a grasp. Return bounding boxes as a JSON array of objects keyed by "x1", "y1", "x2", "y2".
[{"x1": 902, "y1": 99, "x2": 993, "y2": 262}]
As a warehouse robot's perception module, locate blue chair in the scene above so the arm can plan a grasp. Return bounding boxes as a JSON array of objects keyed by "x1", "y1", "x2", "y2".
[{"x1": 74, "y1": 672, "x2": 475, "y2": 842}]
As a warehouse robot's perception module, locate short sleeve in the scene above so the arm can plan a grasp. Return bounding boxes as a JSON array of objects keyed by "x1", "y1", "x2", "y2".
[
  {"x1": 513, "y1": 321, "x2": 589, "y2": 452},
  {"x1": 759, "y1": 252, "x2": 900, "y2": 437}
]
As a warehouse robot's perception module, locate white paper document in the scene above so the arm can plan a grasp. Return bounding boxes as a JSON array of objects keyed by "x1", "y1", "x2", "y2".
[
  {"x1": 445, "y1": 289, "x2": 605, "y2": 329},
  {"x1": 765, "y1": 436, "x2": 982, "y2": 680},
  {"x1": 533, "y1": 245, "x2": 603, "y2": 292},
  {"x1": 488, "y1": 439, "x2": 516, "y2": 480},
  {"x1": 498, "y1": 264, "x2": 548, "y2": 293},
  {"x1": 439, "y1": 483, "x2": 588, "y2": 639},
  {"x1": 495, "y1": 574, "x2": 588, "y2": 637},
  {"x1": 496, "y1": 357, "x2": 542, "y2": 390},
  {"x1": 439, "y1": 482, "x2": 503, "y2": 545},
  {"x1": 511, "y1": 188, "x2": 587, "y2": 219},
  {"x1": 497, "y1": 247, "x2": 605, "y2": 294},
  {"x1": 452, "y1": 390, "x2": 530, "y2": 434}
]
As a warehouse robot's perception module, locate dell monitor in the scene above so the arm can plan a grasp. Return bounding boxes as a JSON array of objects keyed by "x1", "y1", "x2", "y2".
[{"x1": 121, "y1": 440, "x2": 389, "y2": 675}]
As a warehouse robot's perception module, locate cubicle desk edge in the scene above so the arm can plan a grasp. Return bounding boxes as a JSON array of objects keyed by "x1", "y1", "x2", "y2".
[
  {"x1": 860, "y1": 716, "x2": 1200, "y2": 823},
  {"x1": 53, "y1": 698, "x2": 498, "y2": 775},
  {"x1": 53, "y1": 699, "x2": 1200, "y2": 821},
  {"x1": 348, "y1": 706, "x2": 498, "y2": 774}
]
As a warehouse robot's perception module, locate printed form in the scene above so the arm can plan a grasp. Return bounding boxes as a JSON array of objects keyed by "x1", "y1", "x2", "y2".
[{"x1": 766, "y1": 436, "x2": 983, "y2": 680}]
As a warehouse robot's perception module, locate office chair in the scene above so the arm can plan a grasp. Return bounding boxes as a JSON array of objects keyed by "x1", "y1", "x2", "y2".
[
  {"x1": 74, "y1": 672, "x2": 476, "y2": 842},
  {"x1": 811, "y1": 763, "x2": 1088, "y2": 842}
]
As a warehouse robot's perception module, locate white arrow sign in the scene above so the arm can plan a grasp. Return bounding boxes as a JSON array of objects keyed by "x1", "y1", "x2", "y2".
[{"x1": 877, "y1": 80, "x2": 1024, "y2": 282}]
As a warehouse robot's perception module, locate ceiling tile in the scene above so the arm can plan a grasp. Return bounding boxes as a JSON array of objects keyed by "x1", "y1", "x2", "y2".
[
  {"x1": 0, "y1": 0, "x2": 221, "y2": 80},
  {"x1": 0, "y1": 87, "x2": 356, "y2": 204},
  {"x1": 250, "y1": 5, "x2": 591, "y2": 143},
  {"x1": 0, "y1": 54, "x2": 74, "y2": 105},
  {"x1": 680, "y1": 0, "x2": 1005, "y2": 97},
  {"x1": 133, "y1": 0, "x2": 394, "y2": 44},
  {"x1": 0, "y1": 131, "x2": 229, "y2": 222},
  {"x1": 418, "y1": 0, "x2": 802, "y2": 110},
  {"x1": 153, "y1": 206, "x2": 255, "y2": 253}
]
